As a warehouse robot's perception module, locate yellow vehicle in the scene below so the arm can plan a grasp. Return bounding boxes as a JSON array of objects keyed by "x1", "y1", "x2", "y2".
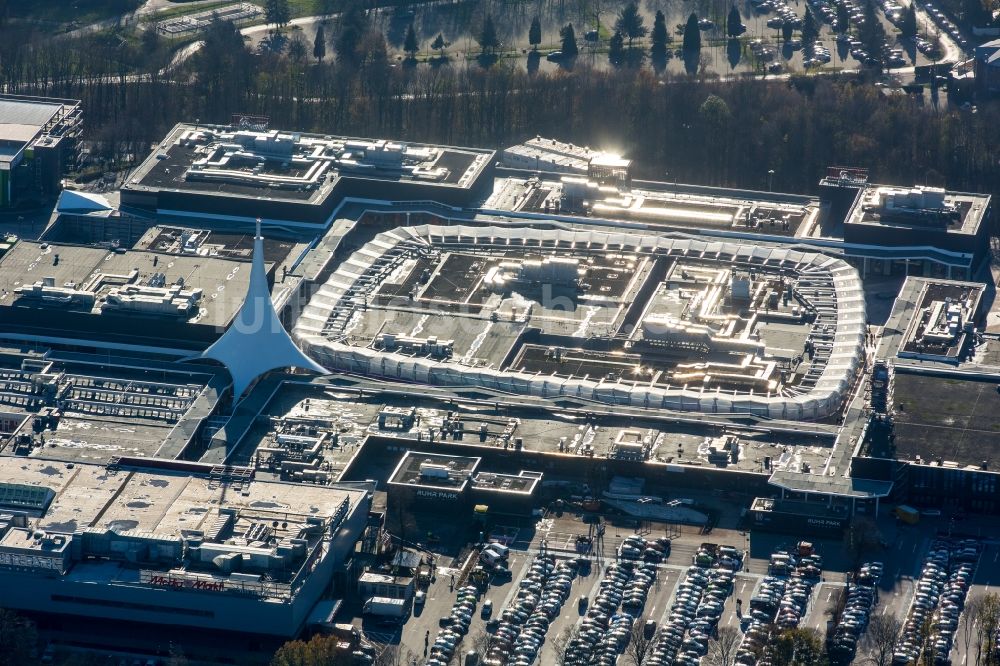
[{"x1": 895, "y1": 505, "x2": 920, "y2": 525}]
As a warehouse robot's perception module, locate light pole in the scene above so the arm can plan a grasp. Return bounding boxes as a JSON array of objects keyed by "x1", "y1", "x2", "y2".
[{"x1": 768, "y1": 169, "x2": 775, "y2": 192}]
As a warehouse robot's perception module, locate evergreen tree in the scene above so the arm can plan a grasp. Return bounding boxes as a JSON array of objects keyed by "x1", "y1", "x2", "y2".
[
  {"x1": 683, "y1": 13, "x2": 702, "y2": 51},
  {"x1": 336, "y1": 3, "x2": 368, "y2": 65},
  {"x1": 431, "y1": 32, "x2": 447, "y2": 57},
  {"x1": 801, "y1": 7, "x2": 818, "y2": 47},
  {"x1": 478, "y1": 14, "x2": 500, "y2": 54},
  {"x1": 312, "y1": 24, "x2": 326, "y2": 61},
  {"x1": 651, "y1": 10, "x2": 669, "y2": 54},
  {"x1": 836, "y1": 3, "x2": 850, "y2": 32},
  {"x1": 404, "y1": 23, "x2": 419, "y2": 58},
  {"x1": 264, "y1": 0, "x2": 291, "y2": 28},
  {"x1": 140, "y1": 26, "x2": 161, "y2": 55},
  {"x1": 782, "y1": 20, "x2": 794, "y2": 41},
  {"x1": 615, "y1": 2, "x2": 647, "y2": 47},
  {"x1": 560, "y1": 23, "x2": 578, "y2": 57},
  {"x1": 727, "y1": 5, "x2": 744, "y2": 37},
  {"x1": 529, "y1": 16, "x2": 542, "y2": 51},
  {"x1": 901, "y1": 3, "x2": 918, "y2": 37}
]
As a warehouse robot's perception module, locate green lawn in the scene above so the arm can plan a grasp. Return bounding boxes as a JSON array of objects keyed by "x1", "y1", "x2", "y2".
[{"x1": 10, "y1": 0, "x2": 143, "y2": 25}]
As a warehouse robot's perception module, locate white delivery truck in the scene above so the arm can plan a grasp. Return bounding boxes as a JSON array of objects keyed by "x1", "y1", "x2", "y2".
[{"x1": 363, "y1": 596, "x2": 408, "y2": 619}]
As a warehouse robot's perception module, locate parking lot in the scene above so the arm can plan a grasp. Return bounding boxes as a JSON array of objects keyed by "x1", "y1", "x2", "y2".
[
  {"x1": 382, "y1": 508, "x2": 1000, "y2": 666},
  {"x1": 397, "y1": 552, "x2": 521, "y2": 664}
]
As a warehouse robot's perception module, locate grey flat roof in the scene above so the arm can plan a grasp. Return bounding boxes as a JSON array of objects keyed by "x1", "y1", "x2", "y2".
[
  {"x1": 768, "y1": 470, "x2": 893, "y2": 498},
  {"x1": 888, "y1": 371, "x2": 1000, "y2": 468},
  {"x1": 230, "y1": 380, "x2": 836, "y2": 484},
  {"x1": 879, "y1": 276, "x2": 987, "y2": 367},
  {"x1": 0, "y1": 240, "x2": 263, "y2": 329},
  {"x1": 388, "y1": 450, "x2": 481, "y2": 490},
  {"x1": 134, "y1": 134, "x2": 328, "y2": 203},
  {"x1": 845, "y1": 184, "x2": 990, "y2": 236},
  {"x1": 0, "y1": 98, "x2": 62, "y2": 129},
  {"x1": 0, "y1": 456, "x2": 369, "y2": 594},
  {"x1": 0, "y1": 354, "x2": 216, "y2": 463},
  {"x1": 126, "y1": 123, "x2": 493, "y2": 204}
]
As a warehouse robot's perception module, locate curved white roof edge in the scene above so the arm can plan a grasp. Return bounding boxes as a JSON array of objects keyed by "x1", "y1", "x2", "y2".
[
  {"x1": 294, "y1": 224, "x2": 866, "y2": 420},
  {"x1": 200, "y1": 220, "x2": 327, "y2": 397}
]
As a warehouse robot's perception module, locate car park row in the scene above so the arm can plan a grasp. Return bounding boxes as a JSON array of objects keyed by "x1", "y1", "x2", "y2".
[
  {"x1": 734, "y1": 546, "x2": 823, "y2": 665},
  {"x1": 738, "y1": 576, "x2": 786, "y2": 665},
  {"x1": 563, "y1": 553, "x2": 659, "y2": 666},
  {"x1": 828, "y1": 561, "x2": 885, "y2": 662},
  {"x1": 921, "y1": 0, "x2": 970, "y2": 51},
  {"x1": 427, "y1": 583, "x2": 482, "y2": 666},
  {"x1": 485, "y1": 553, "x2": 577, "y2": 666},
  {"x1": 619, "y1": 533, "x2": 672, "y2": 563},
  {"x1": 758, "y1": 0, "x2": 805, "y2": 29},
  {"x1": 893, "y1": 539, "x2": 981, "y2": 665},
  {"x1": 771, "y1": 550, "x2": 823, "y2": 629},
  {"x1": 646, "y1": 544, "x2": 742, "y2": 666}
]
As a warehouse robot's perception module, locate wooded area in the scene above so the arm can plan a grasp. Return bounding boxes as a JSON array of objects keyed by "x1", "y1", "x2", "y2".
[{"x1": 3, "y1": 17, "x2": 998, "y2": 225}]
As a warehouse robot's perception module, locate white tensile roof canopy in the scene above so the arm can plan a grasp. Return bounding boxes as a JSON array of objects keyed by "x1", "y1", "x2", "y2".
[{"x1": 199, "y1": 220, "x2": 326, "y2": 397}]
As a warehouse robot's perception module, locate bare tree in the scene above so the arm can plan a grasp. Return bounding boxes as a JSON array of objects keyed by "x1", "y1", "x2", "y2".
[
  {"x1": 626, "y1": 622, "x2": 656, "y2": 666},
  {"x1": 374, "y1": 642, "x2": 415, "y2": 666},
  {"x1": 825, "y1": 587, "x2": 846, "y2": 625},
  {"x1": 972, "y1": 592, "x2": 1000, "y2": 666},
  {"x1": 844, "y1": 518, "x2": 882, "y2": 567},
  {"x1": 472, "y1": 628, "x2": 503, "y2": 663},
  {"x1": 860, "y1": 614, "x2": 903, "y2": 666},
  {"x1": 919, "y1": 616, "x2": 937, "y2": 666},
  {"x1": 550, "y1": 626, "x2": 579, "y2": 666},
  {"x1": 707, "y1": 626, "x2": 742, "y2": 666},
  {"x1": 963, "y1": 594, "x2": 984, "y2": 664}
]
